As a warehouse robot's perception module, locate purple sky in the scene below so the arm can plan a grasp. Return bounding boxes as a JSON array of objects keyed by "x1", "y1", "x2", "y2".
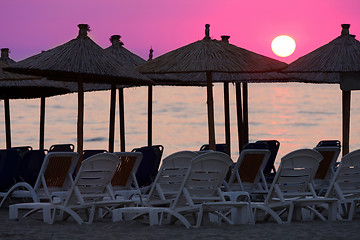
[{"x1": 1, "y1": 0, "x2": 360, "y2": 63}]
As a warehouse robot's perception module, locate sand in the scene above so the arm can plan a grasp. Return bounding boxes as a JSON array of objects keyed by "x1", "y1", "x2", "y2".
[{"x1": 1, "y1": 208, "x2": 360, "y2": 240}]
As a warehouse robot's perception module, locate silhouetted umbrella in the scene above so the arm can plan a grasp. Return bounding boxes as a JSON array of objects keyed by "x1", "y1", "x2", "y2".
[
  {"x1": 283, "y1": 24, "x2": 360, "y2": 155},
  {"x1": 105, "y1": 36, "x2": 193, "y2": 152},
  {"x1": 5, "y1": 24, "x2": 153, "y2": 160},
  {"x1": 137, "y1": 24, "x2": 287, "y2": 151},
  {"x1": 174, "y1": 36, "x2": 289, "y2": 153},
  {"x1": 0, "y1": 48, "x2": 73, "y2": 149},
  {"x1": 104, "y1": 35, "x2": 146, "y2": 152}
]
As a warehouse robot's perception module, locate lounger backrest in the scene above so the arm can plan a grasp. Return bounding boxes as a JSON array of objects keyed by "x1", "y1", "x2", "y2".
[
  {"x1": 83, "y1": 149, "x2": 108, "y2": 160},
  {"x1": 0, "y1": 149, "x2": 22, "y2": 191},
  {"x1": 111, "y1": 152, "x2": 142, "y2": 189},
  {"x1": 256, "y1": 140, "x2": 280, "y2": 174},
  {"x1": 17, "y1": 149, "x2": 47, "y2": 186},
  {"x1": 34, "y1": 152, "x2": 79, "y2": 195},
  {"x1": 49, "y1": 144, "x2": 75, "y2": 152},
  {"x1": 227, "y1": 149, "x2": 270, "y2": 191},
  {"x1": 132, "y1": 145, "x2": 164, "y2": 187},
  {"x1": 148, "y1": 151, "x2": 198, "y2": 202},
  {"x1": 313, "y1": 146, "x2": 340, "y2": 180},
  {"x1": 65, "y1": 153, "x2": 120, "y2": 205},
  {"x1": 265, "y1": 149, "x2": 322, "y2": 204},
  {"x1": 173, "y1": 152, "x2": 233, "y2": 208},
  {"x1": 325, "y1": 149, "x2": 360, "y2": 200},
  {"x1": 199, "y1": 143, "x2": 228, "y2": 154}
]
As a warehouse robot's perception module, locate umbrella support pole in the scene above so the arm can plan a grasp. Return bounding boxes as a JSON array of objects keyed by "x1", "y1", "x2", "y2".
[
  {"x1": 242, "y1": 82, "x2": 249, "y2": 145},
  {"x1": 235, "y1": 83, "x2": 244, "y2": 153},
  {"x1": 4, "y1": 98, "x2": 11, "y2": 149},
  {"x1": 224, "y1": 82, "x2": 231, "y2": 156},
  {"x1": 39, "y1": 97, "x2": 45, "y2": 150},
  {"x1": 109, "y1": 84, "x2": 116, "y2": 153},
  {"x1": 77, "y1": 79, "x2": 84, "y2": 170},
  {"x1": 342, "y1": 90, "x2": 351, "y2": 156},
  {"x1": 148, "y1": 85, "x2": 153, "y2": 147},
  {"x1": 119, "y1": 88, "x2": 125, "y2": 152},
  {"x1": 206, "y1": 71, "x2": 216, "y2": 151}
]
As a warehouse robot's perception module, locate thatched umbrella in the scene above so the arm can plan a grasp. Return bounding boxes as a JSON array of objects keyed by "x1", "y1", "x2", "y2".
[
  {"x1": 5, "y1": 24, "x2": 153, "y2": 160},
  {"x1": 137, "y1": 24, "x2": 287, "y2": 151},
  {"x1": 174, "y1": 36, "x2": 289, "y2": 154},
  {"x1": 105, "y1": 36, "x2": 193, "y2": 152},
  {"x1": 104, "y1": 35, "x2": 146, "y2": 152},
  {"x1": 0, "y1": 48, "x2": 74, "y2": 149},
  {"x1": 283, "y1": 24, "x2": 360, "y2": 155}
]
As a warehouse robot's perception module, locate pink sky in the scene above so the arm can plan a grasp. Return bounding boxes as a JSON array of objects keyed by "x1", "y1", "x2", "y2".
[{"x1": 1, "y1": 0, "x2": 359, "y2": 63}]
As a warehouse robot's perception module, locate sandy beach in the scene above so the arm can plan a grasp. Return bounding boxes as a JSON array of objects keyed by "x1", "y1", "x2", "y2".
[{"x1": 1, "y1": 208, "x2": 360, "y2": 240}]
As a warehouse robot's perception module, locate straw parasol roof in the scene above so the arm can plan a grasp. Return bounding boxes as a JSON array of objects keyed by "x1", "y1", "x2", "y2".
[
  {"x1": 284, "y1": 24, "x2": 360, "y2": 74},
  {"x1": 136, "y1": 24, "x2": 287, "y2": 151},
  {"x1": 283, "y1": 24, "x2": 360, "y2": 155},
  {"x1": 137, "y1": 29, "x2": 287, "y2": 75},
  {"x1": 5, "y1": 25, "x2": 152, "y2": 85},
  {"x1": 3, "y1": 24, "x2": 153, "y2": 160}
]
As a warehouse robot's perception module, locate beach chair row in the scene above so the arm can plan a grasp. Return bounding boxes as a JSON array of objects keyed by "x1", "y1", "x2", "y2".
[
  {"x1": 0, "y1": 144, "x2": 163, "y2": 194},
  {"x1": 3, "y1": 143, "x2": 360, "y2": 227}
]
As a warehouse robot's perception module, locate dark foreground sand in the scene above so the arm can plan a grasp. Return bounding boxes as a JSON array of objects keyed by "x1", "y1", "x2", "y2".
[{"x1": 1, "y1": 208, "x2": 360, "y2": 240}]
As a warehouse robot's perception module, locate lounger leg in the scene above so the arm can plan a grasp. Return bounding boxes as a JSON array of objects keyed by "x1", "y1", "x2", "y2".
[
  {"x1": 148, "y1": 209, "x2": 160, "y2": 226},
  {"x1": 328, "y1": 201, "x2": 337, "y2": 222},
  {"x1": 231, "y1": 205, "x2": 250, "y2": 224},
  {"x1": 9, "y1": 205, "x2": 18, "y2": 220},
  {"x1": 43, "y1": 206, "x2": 52, "y2": 223}
]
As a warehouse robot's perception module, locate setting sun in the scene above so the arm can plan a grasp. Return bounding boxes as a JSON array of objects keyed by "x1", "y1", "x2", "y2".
[{"x1": 271, "y1": 35, "x2": 296, "y2": 57}]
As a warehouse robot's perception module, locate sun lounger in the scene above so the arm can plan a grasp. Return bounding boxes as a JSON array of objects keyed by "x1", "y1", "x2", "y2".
[
  {"x1": 324, "y1": 149, "x2": 360, "y2": 221},
  {"x1": 114, "y1": 152, "x2": 252, "y2": 228},
  {"x1": 9, "y1": 153, "x2": 133, "y2": 224},
  {"x1": 0, "y1": 152, "x2": 79, "y2": 208},
  {"x1": 252, "y1": 149, "x2": 337, "y2": 224}
]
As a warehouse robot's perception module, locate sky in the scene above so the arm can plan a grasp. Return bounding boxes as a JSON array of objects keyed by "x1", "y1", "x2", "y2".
[{"x1": 1, "y1": 0, "x2": 360, "y2": 64}]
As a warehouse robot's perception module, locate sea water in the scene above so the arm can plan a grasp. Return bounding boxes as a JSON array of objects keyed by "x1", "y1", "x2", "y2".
[{"x1": 1, "y1": 83, "x2": 359, "y2": 168}]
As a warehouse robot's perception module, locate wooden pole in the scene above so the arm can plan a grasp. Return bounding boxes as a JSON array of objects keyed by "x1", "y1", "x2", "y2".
[
  {"x1": 342, "y1": 90, "x2": 351, "y2": 156},
  {"x1": 206, "y1": 71, "x2": 216, "y2": 150},
  {"x1": 242, "y1": 82, "x2": 249, "y2": 145},
  {"x1": 108, "y1": 84, "x2": 116, "y2": 153},
  {"x1": 147, "y1": 85, "x2": 153, "y2": 146},
  {"x1": 119, "y1": 88, "x2": 125, "y2": 152},
  {"x1": 76, "y1": 79, "x2": 84, "y2": 170},
  {"x1": 4, "y1": 98, "x2": 11, "y2": 149},
  {"x1": 223, "y1": 82, "x2": 231, "y2": 156},
  {"x1": 39, "y1": 97, "x2": 45, "y2": 150},
  {"x1": 235, "y1": 83, "x2": 244, "y2": 153}
]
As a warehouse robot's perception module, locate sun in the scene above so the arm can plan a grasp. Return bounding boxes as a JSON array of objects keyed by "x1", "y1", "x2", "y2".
[{"x1": 271, "y1": 35, "x2": 296, "y2": 57}]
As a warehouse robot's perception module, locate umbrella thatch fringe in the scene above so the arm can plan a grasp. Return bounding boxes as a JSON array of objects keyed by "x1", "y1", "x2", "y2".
[{"x1": 286, "y1": 72, "x2": 341, "y2": 84}]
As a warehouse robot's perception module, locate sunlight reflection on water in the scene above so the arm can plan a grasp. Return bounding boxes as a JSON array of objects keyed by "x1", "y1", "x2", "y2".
[{"x1": 1, "y1": 83, "x2": 359, "y2": 169}]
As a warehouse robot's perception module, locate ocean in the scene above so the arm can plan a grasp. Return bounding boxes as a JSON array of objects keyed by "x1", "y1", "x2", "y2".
[{"x1": 1, "y1": 83, "x2": 359, "y2": 168}]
